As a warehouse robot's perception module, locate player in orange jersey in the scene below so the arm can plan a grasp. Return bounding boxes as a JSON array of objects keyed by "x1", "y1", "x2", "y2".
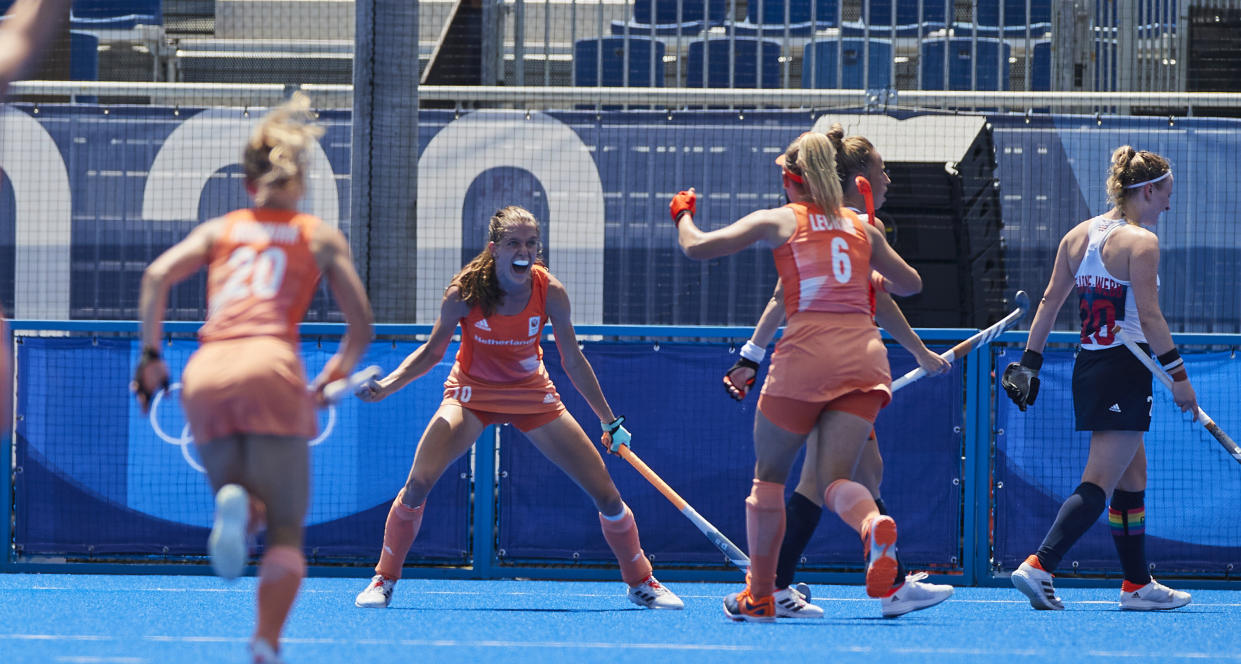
[
  {"x1": 352, "y1": 205, "x2": 683, "y2": 612},
  {"x1": 1005, "y1": 146, "x2": 1194, "y2": 612},
  {"x1": 723, "y1": 124, "x2": 953, "y2": 618},
  {"x1": 133, "y1": 93, "x2": 374, "y2": 664},
  {"x1": 672, "y1": 131, "x2": 923, "y2": 621}
]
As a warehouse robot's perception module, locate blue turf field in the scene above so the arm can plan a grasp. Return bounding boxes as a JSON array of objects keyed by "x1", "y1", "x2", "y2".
[{"x1": 2, "y1": 574, "x2": 1240, "y2": 663}]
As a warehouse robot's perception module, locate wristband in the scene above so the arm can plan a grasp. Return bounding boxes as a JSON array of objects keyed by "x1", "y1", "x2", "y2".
[
  {"x1": 1171, "y1": 369, "x2": 1188, "y2": 382},
  {"x1": 1157, "y1": 348, "x2": 1184, "y2": 374},
  {"x1": 1020, "y1": 349, "x2": 1043, "y2": 371},
  {"x1": 141, "y1": 346, "x2": 162, "y2": 361},
  {"x1": 739, "y1": 340, "x2": 766, "y2": 363}
]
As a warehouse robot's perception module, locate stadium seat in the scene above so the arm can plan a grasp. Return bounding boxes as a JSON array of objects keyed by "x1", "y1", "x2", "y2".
[
  {"x1": 746, "y1": 0, "x2": 837, "y2": 27},
  {"x1": 972, "y1": 0, "x2": 1052, "y2": 37},
  {"x1": 840, "y1": 0, "x2": 949, "y2": 36},
  {"x1": 686, "y1": 37, "x2": 782, "y2": 88},
  {"x1": 920, "y1": 37, "x2": 1012, "y2": 90},
  {"x1": 70, "y1": 0, "x2": 162, "y2": 30},
  {"x1": 1030, "y1": 40, "x2": 1050, "y2": 91},
  {"x1": 802, "y1": 38, "x2": 893, "y2": 90},
  {"x1": 574, "y1": 36, "x2": 666, "y2": 86},
  {"x1": 631, "y1": 0, "x2": 727, "y2": 27}
]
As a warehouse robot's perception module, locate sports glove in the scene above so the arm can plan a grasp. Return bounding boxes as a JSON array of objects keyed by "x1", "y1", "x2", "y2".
[
  {"x1": 723, "y1": 357, "x2": 759, "y2": 401},
  {"x1": 1001, "y1": 349, "x2": 1043, "y2": 412},
  {"x1": 131, "y1": 346, "x2": 169, "y2": 414},
  {"x1": 669, "y1": 190, "x2": 696, "y2": 225},
  {"x1": 601, "y1": 415, "x2": 631, "y2": 454}
]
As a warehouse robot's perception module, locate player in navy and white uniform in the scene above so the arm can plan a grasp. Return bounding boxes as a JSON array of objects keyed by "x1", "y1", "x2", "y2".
[{"x1": 1003, "y1": 146, "x2": 1197, "y2": 611}]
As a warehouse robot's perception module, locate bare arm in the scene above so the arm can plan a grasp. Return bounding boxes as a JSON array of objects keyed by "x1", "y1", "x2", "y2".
[
  {"x1": 546, "y1": 276, "x2": 616, "y2": 424},
  {"x1": 866, "y1": 224, "x2": 921, "y2": 296},
  {"x1": 310, "y1": 228, "x2": 374, "y2": 395},
  {"x1": 1024, "y1": 233, "x2": 1078, "y2": 354},
  {"x1": 0, "y1": 0, "x2": 71, "y2": 96},
  {"x1": 748, "y1": 279, "x2": 785, "y2": 348},
  {"x1": 873, "y1": 289, "x2": 949, "y2": 375},
  {"x1": 360, "y1": 288, "x2": 469, "y2": 401},
  {"x1": 1129, "y1": 231, "x2": 1198, "y2": 415},
  {"x1": 676, "y1": 203, "x2": 793, "y2": 261}
]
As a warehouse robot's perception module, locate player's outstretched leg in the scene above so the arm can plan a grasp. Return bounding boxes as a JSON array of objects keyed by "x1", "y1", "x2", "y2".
[
  {"x1": 356, "y1": 492, "x2": 425, "y2": 609},
  {"x1": 599, "y1": 504, "x2": 684, "y2": 610},
  {"x1": 209, "y1": 483, "x2": 250, "y2": 581}
]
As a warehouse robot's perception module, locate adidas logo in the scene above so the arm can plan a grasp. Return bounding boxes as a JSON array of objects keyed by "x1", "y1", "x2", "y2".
[
  {"x1": 474, "y1": 319, "x2": 491, "y2": 331},
  {"x1": 542, "y1": 393, "x2": 557, "y2": 404},
  {"x1": 1109, "y1": 403, "x2": 1122, "y2": 413}
]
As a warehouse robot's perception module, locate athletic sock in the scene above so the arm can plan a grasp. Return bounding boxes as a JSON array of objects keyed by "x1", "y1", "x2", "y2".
[
  {"x1": 775, "y1": 491, "x2": 822, "y2": 590},
  {"x1": 1109, "y1": 489, "x2": 1151, "y2": 587},
  {"x1": 598, "y1": 504, "x2": 652, "y2": 586},
  {"x1": 745, "y1": 480, "x2": 787, "y2": 598},
  {"x1": 1035, "y1": 482, "x2": 1107, "y2": 573},
  {"x1": 375, "y1": 492, "x2": 425, "y2": 580},
  {"x1": 873, "y1": 497, "x2": 907, "y2": 587}
]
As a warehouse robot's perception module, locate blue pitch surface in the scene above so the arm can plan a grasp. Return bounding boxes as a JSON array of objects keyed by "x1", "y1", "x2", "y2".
[{"x1": 2, "y1": 575, "x2": 1241, "y2": 663}]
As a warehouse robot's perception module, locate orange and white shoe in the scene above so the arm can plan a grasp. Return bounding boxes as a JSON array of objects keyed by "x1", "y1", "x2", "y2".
[
  {"x1": 1119, "y1": 579, "x2": 1190, "y2": 611},
  {"x1": 881, "y1": 572, "x2": 953, "y2": 617},
  {"x1": 627, "y1": 575, "x2": 683, "y2": 609},
  {"x1": 862, "y1": 515, "x2": 899, "y2": 598},
  {"x1": 723, "y1": 587, "x2": 777, "y2": 622},
  {"x1": 1011, "y1": 554, "x2": 1064, "y2": 610}
]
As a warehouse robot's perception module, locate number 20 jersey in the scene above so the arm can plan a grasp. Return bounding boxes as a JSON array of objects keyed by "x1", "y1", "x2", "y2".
[
  {"x1": 1075, "y1": 216, "x2": 1145, "y2": 350},
  {"x1": 199, "y1": 208, "x2": 323, "y2": 344}
]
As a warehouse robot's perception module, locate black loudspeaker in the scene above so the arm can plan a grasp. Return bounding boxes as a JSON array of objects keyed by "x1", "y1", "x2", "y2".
[
  {"x1": 880, "y1": 122, "x2": 1007, "y2": 328},
  {"x1": 1188, "y1": 6, "x2": 1241, "y2": 93}
]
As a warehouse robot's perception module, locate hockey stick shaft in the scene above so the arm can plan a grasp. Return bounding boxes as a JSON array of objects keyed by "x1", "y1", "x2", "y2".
[
  {"x1": 615, "y1": 445, "x2": 751, "y2": 570},
  {"x1": 890, "y1": 290, "x2": 1031, "y2": 392},
  {"x1": 1116, "y1": 334, "x2": 1241, "y2": 465}
]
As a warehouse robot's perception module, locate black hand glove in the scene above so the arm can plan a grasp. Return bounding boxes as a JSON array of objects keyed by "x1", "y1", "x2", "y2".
[
  {"x1": 1001, "y1": 350, "x2": 1043, "y2": 412},
  {"x1": 723, "y1": 357, "x2": 759, "y2": 401}
]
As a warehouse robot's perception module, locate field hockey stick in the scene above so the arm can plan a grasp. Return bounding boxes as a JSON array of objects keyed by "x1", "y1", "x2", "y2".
[
  {"x1": 1115, "y1": 331, "x2": 1241, "y2": 466},
  {"x1": 320, "y1": 364, "x2": 381, "y2": 404},
  {"x1": 890, "y1": 290, "x2": 1032, "y2": 392},
  {"x1": 609, "y1": 444, "x2": 751, "y2": 570},
  {"x1": 855, "y1": 174, "x2": 877, "y2": 226}
]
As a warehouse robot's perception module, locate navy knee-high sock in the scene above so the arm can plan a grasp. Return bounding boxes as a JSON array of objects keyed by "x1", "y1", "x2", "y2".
[
  {"x1": 1036, "y1": 482, "x2": 1107, "y2": 572},
  {"x1": 1109, "y1": 489, "x2": 1151, "y2": 586},
  {"x1": 873, "y1": 497, "x2": 907, "y2": 586},
  {"x1": 775, "y1": 492, "x2": 821, "y2": 590}
]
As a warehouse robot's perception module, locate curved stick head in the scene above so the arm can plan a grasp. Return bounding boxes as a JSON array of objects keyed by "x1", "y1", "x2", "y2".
[
  {"x1": 1013, "y1": 290, "x2": 1031, "y2": 318},
  {"x1": 854, "y1": 175, "x2": 875, "y2": 221}
]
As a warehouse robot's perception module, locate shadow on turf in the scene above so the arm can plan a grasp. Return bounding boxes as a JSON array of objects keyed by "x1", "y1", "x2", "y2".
[{"x1": 388, "y1": 607, "x2": 642, "y2": 613}]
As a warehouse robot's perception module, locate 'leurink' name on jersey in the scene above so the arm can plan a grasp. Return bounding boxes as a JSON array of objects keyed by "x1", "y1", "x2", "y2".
[
  {"x1": 809, "y1": 213, "x2": 850, "y2": 233},
  {"x1": 230, "y1": 221, "x2": 302, "y2": 245}
]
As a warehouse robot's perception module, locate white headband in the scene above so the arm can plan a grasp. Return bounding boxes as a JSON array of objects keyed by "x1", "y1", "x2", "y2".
[{"x1": 1124, "y1": 171, "x2": 1171, "y2": 189}]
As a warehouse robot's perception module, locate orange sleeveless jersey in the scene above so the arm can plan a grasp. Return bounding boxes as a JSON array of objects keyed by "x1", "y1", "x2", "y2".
[
  {"x1": 444, "y1": 265, "x2": 563, "y2": 414},
  {"x1": 761, "y1": 202, "x2": 891, "y2": 405},
  {"x1": 198, "y1": 209, "x2": 323, "y2": 343},
  {"x1": 773, "y1": 202, "x2": 874, "y2": 317}
]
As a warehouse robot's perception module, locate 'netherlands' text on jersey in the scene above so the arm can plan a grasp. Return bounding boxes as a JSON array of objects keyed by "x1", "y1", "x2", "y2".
[
  {"x1": 1075, "y1": 216, "x2": 1145, "y2": 350},
  {"x1": 772, "y1": 202, "x2": 874, "y2": 318},
  {"x1": 454, "y1": 265, "x2": 551, "y2": 384},
  {"x1": 199, "y1": 208, "x2": 323, "y2": 344}
]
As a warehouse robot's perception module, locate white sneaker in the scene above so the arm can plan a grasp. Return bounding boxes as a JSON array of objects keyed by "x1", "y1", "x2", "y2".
[
  {"x1": 881, "y1": 572, "x2": 953, "y2": 617},
  {"x1": 628, "y1": 575, "x2": 684, "y2": 609},
  {"x1": 208, "y1": 484, "x2": 249, "y2": 581},
  {"x1": 249, "y1": 638, "x2": 284, "y2": 664},
  {"x1": 1119, "y1": 579, "x2": 1191, "y2": 611},
  {"x1": 774, "y1": 586, "x2": 824, "y2": 618},
  {"x1": 1011, "y1": 556, "x2": 1064, "y2": 610},
  {"x1": 355, "y1": 574, "x2": 396, "y2": 608}
]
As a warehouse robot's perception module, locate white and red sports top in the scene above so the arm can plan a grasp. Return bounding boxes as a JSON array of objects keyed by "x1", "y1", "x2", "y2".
[
  {"x1": 453, "y1": 265, "x2": 550, "y2": 383},
  {"x1": 1075, "y1": 216, "x2": 1146, "y2": 350},
  {"x1": 772, "y1": 202, "x2": 874, "y2": 317}
]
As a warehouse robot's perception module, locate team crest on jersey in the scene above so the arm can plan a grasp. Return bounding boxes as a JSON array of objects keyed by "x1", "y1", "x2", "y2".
[
  {"x1": 475, "y1": 318, "x2": 491, "y2": 331},
  {"x1": 528, "y1": 315, "x2": 541, "y2": 337}
]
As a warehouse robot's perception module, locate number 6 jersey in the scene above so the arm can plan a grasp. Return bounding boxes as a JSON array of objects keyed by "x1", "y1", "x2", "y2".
[
  {"x1": 199, "y1": 208, "x2": 323, "y2": 343},
  {"x1": 1075, "y1": 216, "x2": 1146, "y2": 350}
]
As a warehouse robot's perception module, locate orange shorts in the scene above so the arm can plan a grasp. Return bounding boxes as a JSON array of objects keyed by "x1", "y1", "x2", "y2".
[
  {"x1": 442, "y1": 364, "x2": 565, "y2": 431},
  {"x1": 757, "y1": 389, "x2": 887, "y2": 435},
  {"x1": 181, "y1": 336, "x2": 316, "y2": 443},
  {"x1": 466, "y1": 407, "x2": 564, "y2": 432}
]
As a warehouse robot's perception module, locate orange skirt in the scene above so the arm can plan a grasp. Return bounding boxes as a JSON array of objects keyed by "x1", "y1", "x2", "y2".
[
  {"x1": 760, "y1": 311, "x2": 892, "y2": 406},
  {"x1": 181, "y1": 336, "x2": 316, "y2": 443}
]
